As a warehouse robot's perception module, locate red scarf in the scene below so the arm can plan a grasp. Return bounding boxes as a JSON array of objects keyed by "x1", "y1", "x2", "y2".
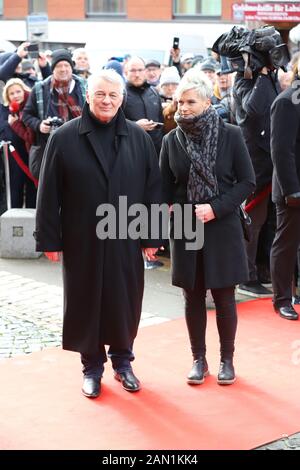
[
  {"x1": 10, "y1": 90, "x2": 35, "y2": 152},
  {"x1": 51, "y1": 77, "x2": 82, "y2": 121}
]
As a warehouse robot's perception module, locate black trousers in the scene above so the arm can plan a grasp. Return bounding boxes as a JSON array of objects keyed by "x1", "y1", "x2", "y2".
[
  {"x1": 270, "y1": 202, "x2": 300, "y2": 308},
  {"x1": 246, "y1": 196, "x2": 269, "y2": 281},
  {"x1": 183, "y1": 252, "x2": 237, "y2": 360}
]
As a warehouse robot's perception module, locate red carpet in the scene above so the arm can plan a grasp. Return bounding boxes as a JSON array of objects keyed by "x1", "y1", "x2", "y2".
[{"x1": 0, "y1": 299, "x2": 300, "y2": 450}]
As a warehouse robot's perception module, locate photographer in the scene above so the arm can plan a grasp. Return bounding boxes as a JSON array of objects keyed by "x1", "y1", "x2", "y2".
[
  {"x1": 0, "y1": 42, "x2": 51, "y2": 88},
  {"x1": 22, "y1": 49, "x2": 86, "y2": 178}
]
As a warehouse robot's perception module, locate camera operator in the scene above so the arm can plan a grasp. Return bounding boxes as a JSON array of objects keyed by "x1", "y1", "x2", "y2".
[
  {"x1": 22, "y1": 49, "x2": 86, "y2": 178},
  {"x1": 234, "y1": 61, "x2": 281, "y2": 298}
]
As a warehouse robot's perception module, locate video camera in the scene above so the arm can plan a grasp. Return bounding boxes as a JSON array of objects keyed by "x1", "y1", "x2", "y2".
[
  {"x1": 212, "y1": 25, "x2": 290, "y2": 79},
  {"x1": 47, "y1": 116, "x2": 64, "y2": 129}
]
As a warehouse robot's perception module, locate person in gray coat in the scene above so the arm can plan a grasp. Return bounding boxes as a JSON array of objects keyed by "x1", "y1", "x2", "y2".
[{"x1": 160, "y1": 69, "x2": 255, "y2": 385}]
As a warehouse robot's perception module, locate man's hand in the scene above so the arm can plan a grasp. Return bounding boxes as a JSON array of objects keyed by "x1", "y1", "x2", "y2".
[
  {"x1": 136, "y1": 119, "x2": 158, "y2": 132},
  {"x1": 259, "y1": 66, "x2": 269, "y2": 75},
  {"x1": 170, "y1": 47, "x2": 181, "y2": 63},
  {"x1": 17, "y1": 42, "x2": 30, "y2": 59},
  {"x1": 39, "y1": 119, "x2": 51, "y2": 134},
  {"x1": 45, "y1": 251, "x2": 62, "y2": 262},
  {"x1": 142, "y1": 247, "x2": 160, "y2": 261},
  {"x1": 195, "y1": 204, "x2": 215, "y2": 223}
]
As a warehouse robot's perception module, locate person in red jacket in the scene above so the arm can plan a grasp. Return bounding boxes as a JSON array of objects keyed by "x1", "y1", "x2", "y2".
[{"x1": 0, "y1": 77, "x2": 36, "y2": 208}]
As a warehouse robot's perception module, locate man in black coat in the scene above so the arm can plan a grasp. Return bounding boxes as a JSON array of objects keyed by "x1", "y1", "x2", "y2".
[
  {"x1": 270, "y1": 76, "x2": 300, "y2": 321},
  {"x1": 35, "y1": 69, "x2": 162, "y2": 398},
  {"x1": 123, "y1": 56, "x2": 164, "y2": 157},
  {"x1": 22, "y1": 49, "x2": 85, "y2": 178},
  {"x1": 234, "y1": 67, "x2": 280, "y2": 297}
]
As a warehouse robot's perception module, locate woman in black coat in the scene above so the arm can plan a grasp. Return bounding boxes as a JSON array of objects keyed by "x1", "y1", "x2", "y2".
[{"x1": 160, "y1": 69, "x2": 255, "y2": 385}]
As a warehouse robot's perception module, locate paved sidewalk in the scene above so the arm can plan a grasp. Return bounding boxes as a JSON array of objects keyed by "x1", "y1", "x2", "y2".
[{"x1": 0, "y1": 269, "x2": 169, "y2": 359}]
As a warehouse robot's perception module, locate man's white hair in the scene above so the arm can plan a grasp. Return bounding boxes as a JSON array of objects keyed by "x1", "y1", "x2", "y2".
[
  {"x1": 87, "y1": 69, "x2": 125, "y2": 95},
  {"x1": 175, "y1": 68, "x2": 213, "y2": 101}
]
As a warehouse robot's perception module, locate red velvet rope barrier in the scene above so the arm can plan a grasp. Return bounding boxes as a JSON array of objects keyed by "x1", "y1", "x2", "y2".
[
  {"x1": 245, "y1": 184, "x2": 272, "y2": 212},
  {"x1": 9, "y1": 145, "x2": 38, "y2": 188}
]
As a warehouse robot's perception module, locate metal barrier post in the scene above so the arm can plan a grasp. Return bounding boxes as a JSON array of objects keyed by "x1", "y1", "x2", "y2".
[{"x1": 0, "y1": 140, "x2": 12, "y2": 210}]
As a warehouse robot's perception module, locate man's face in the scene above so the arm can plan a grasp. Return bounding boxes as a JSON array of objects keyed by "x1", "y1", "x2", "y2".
[
  {"x1": 217, "y1": 73, "x2": 232, "y2": 91},
  {"x1": 86, "y1": 78, "x2": 123, "y2": 123},
  {"x1": 75, "y1": 53, "x2": 89, "y2": 71},
  {"x1": 145, "y1": 66, "x2": 161, "y2": 84},
  {"x1": 53, "y1": 61, "x2": 73, "y2": 82},
  {"x1": 125, "y1": 59, "x2": 146, "y2": 87}
]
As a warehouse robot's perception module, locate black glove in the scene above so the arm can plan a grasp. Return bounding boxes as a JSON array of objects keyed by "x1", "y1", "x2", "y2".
[{"x1": 285, "y1": 192, "x2": 300, "y2": 208}]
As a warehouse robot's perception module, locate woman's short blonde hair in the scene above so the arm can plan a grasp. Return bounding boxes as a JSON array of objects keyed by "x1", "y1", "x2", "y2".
[
  {"x1": 175, "y1": 68, "x2": 213, "y2": 101},
  {"x1": 2, "y1": 78, "x2": 31, "y2": 106}
]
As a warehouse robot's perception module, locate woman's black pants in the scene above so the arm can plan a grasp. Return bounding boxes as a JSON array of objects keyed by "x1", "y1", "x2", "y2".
[{"x1": 183, "y1": 252, "x2": 237, "y2": 360}]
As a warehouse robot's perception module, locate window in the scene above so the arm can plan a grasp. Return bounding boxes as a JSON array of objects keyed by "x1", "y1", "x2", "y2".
[
  {"x1": 86, "y1": 0, "x2": 126, "y2": 16},
  {"x1": 0, "y1": 0, "x2": 3, "y2": 15},
  {"x1": 29, "y1": 0, "x2": 47, "y2": 13},
  {"x1": 173, "y1": 0, "x2": 221, "y2": 17}
]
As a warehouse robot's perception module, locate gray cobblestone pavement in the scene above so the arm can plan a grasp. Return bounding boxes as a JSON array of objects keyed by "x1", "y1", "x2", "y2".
[
  {"x1": 0, "y1": 269, "x2": 169, "y2": 360},
  {"x1": 256, "y1": 433, "x2": 300, "y2": 450}
]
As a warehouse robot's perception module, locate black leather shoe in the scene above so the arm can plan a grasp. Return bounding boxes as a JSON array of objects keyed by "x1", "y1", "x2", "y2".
[
  {"x1": 187, "y1": 357, "x2": 209, "y2": 385},
  {"x1": 274, "y1": 305, "x2": 299, "y2": 321},
  {"x1": 82, "y1": 377, "x2": 101, "y2": 398},
  {"x1": 217, "y1": 359, "x2": 236, "y2": 385},
  {"x1": 114, "y1": 370, "x2": 141, "y2": 392}
]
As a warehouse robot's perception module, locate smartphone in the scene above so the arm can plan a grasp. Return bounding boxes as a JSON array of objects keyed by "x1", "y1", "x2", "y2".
[
  {"x1": 27, "y1": 43, "x2": 39, "y2": 59},
  {"x1": 173, "y1": 37, "x2": 180, "y2": 50},
  {"x1": 154, "y1": 122, "x2": 164, "y2": 128}
]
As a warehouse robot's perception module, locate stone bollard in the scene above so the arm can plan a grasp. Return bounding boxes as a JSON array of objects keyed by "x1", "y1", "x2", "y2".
[{"x1": 0, "y1": 208, "x2": 42, "y2": 258}]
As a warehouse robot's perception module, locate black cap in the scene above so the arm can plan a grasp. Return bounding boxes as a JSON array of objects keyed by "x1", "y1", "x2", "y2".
[{"x1": 51, "y1": 49, "x2": 74, "y2": 71}]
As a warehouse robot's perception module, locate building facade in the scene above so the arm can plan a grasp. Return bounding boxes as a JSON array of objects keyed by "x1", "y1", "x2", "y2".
[{"x1": 0, "y1": 1, "x2": 299, "y2": 64}]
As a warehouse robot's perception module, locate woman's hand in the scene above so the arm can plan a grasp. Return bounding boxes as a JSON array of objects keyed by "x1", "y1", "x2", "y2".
[
  {"x1": 8, "y1": 114, "x2": 19, "y2": 126},
  {"x1": 195, "y1": 204, "x2": 215, "y2": 223}
]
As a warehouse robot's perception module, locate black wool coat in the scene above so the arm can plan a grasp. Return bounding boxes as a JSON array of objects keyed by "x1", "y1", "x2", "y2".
[
  {"x1": 35, "y1": 106, "x2": 162, "y2": 354},
  {"x1": 233, "y1": 72, "x2": 280, "y2": 194},
  {"x1": 159, "y1": 120, "x2": 256, "y2": 290},
  {"x1": 271, "y1": 83, "x2": 300, "y2": 204}
]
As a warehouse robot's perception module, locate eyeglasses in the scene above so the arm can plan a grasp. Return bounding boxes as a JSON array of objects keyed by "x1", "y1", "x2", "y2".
[
  {"x1": 128, "y1": 68, "x2": 145, "y2": 73},
  {"x1": 94, "y1": 92, "x2": 121, "y2": 101}
]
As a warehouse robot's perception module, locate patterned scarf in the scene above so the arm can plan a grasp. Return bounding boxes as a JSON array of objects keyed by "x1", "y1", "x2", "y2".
[
  {"x1": 175, "y1": 106, "x2": 219, "y2": 203},
  {"x1": 51, "y1": 77, "x2": 82, "y2": 122}
]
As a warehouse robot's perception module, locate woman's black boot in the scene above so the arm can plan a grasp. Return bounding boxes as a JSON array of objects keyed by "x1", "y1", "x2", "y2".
[
  {"x1": 217, "y1": 358, "x2": 236, "y2": 385},
  {"x1": 187, "y1": 357, "x2": 209, "y2": 385}
]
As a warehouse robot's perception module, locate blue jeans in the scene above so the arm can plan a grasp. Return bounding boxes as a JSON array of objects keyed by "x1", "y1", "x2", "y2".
[{"x1": 81, "y1": 344, "x2": 134, "y2": 379}]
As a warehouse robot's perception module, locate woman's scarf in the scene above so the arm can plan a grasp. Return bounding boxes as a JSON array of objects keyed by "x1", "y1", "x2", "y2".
[{"x1": 175, "y1": 106, "x2": 219, "y2": 203}]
